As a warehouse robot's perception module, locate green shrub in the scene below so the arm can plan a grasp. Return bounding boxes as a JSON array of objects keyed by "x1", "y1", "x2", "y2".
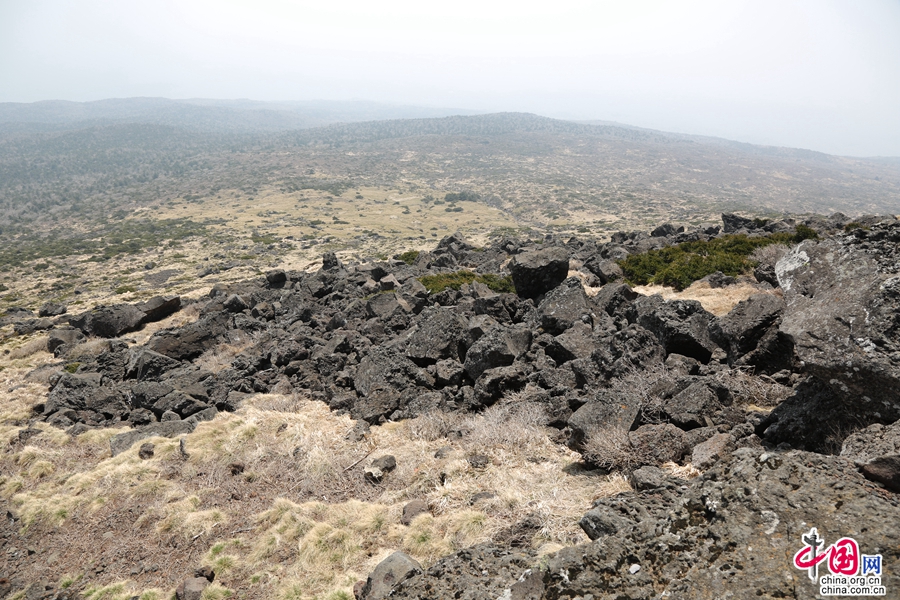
[
  {"x1": 419, "y1": 271, "x2": 477, "y2": 293},
  {"x1": 395, "y1": 250, "x2": 420, "y2": 265},
  {"x1": 793, "y1": 224, "x2": 819, "y2": 241},
  {"x1": 419, "y1": 271, "x2": 515, "y2": 294},
  {"x1": 618, "y1": 227, "x2": 818, "y2": 291},
  {"x1": 476, "y1": 273, "x2": 516, "y2": 294}
]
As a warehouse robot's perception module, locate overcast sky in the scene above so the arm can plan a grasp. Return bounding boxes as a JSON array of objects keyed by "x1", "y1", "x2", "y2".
[{"x1": 2, "y1": 0, "x2": 899, "y2": 156}]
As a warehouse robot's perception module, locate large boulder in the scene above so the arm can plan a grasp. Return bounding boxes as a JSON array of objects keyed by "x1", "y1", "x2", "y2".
[
  {"x1": 135, "y1": 295, "x2": 181, "y2": 323},
  {"x1": 509, "y1": 247, "x2": 569, "y2": 299},
  {"x1": 45, "y1": 372, "x2": 128, "y2": 420},
  {"x1": 69, "y1": 304, "x2": 146, "y2": 338},
  {"x1": 777, "y1": 233, "x2": 900, "y2": 420},
  {"x1": 359, "y1": 551, "x2": 422, "y2": 600},
  {"x1": 709, "y1": 293, "x2": 793, "y2": 374},
  {"x1": 147, "y1": 312, "x2": 231, "y2": 361},
  {"x1": 463, "y1": 325, "x2": 532, "y2": 381},
  {"x1": 535, "y1": 277, "x2": 594, "y2": 335},
  {"x1": 405, "y1": 307, "x2": 470, "y2": 365},
  {"x1": 628, "y1": 295, "x2": 718, "y2": 363}
]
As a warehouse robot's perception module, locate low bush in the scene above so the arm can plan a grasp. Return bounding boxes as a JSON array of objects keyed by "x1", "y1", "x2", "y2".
[
  {"x1": 395, "y1": 250, "x2": 420, "y2": 265},
  {"x1": 618, "y1": 227, "x2": 818, "y2": 290},
  {"x1": 418, "y1": 271, "x2": 515, "y2": 294}
]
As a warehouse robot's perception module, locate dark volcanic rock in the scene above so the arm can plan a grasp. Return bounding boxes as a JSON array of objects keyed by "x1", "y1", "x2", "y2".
[
  {"x1": 384, "y1": 545, "x2": 534, "y2": 600},
  {"x1": 69, "y1": 304, "x2": 146, "y2": 338},
  {"x1": 710, "y1": 293, "x2": 784, "y2": 363},
  {"x1": 135, "y1": 295, "x2": 181, "y2": 322},
  {"x1": 384, "y1": 449, "x2": 900, "y2": 599},
  {"x1": 124, "y1": 347, "x2": 182, "y2": 380},
  {"x1": 759, "y1": 378, "x2": 849, "y2": 452},
  {"x1": 536, "y1": 277, "x2": 594, "y2": 334},
  {"x1": 46, "y1": 328, "x2": 85, "y2": 355},
  {"x1": 39, "y1": 302, "x2": 67, "y2": 317},
  {"x1": 45, "y1": 373, "x2": 128, "y2": 420},
  {"x1": 463, "y1": 325, "x2": 531, "y2": 381},
  {"x1": 509, "y1": 247, "x2": 569, "y2": 299},
  {"x1": 567, "y1": 395, "x2": 642, "y2": 450},
  {"x1": 628, "y1": 295, "x2": 718, "y2": 363},
  {"x1": 721, "y1": 212, "x2": 758, "y2": 233},
  {"x1": 359, "y1": 551, "x2": 422, "y2": 600},
  {"x1": 777, "y1": 234, "x2": 900, "y2": 421},
  {"x1": 582, "y1": 256, "x2": 623, "y2": 284},
  {"x1": 663, "y1": 382, "x2": 722, "y2": 430},
  {"x1": 405, "y1": 307, "x2": 470, "y2": 365},
  {"x1": 147, "y1": 312, "x2": 231, "y2": 361}
]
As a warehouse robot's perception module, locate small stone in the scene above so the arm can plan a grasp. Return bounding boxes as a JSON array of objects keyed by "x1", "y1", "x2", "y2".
[
  {"x1": 175, "y1": 576, "x2": 209, "y2": 600},
  {"x1": 631, "y1": 466, "x2": 670, "y2": 491},
  {"x1": 138, "y1": 443, "x2": 155, "y2": 460},
  {"x1": 371, "y1": 455, "x2": 397, "y2": 472},
  {"x1": 401, "y1": 500, "x2": 430, "y2": 526},
  {"x1": 861, "y1": 455, "x2": 900, "y2": 493},
  {"x1": 353, "y1": 580, "x2": 366, "y2": 599},
  {"x1": 364, "y1": 466, "x2": 385, "y2": 484},
  {"x1": 345, "y1": 420, "x2": 370, "y2": 442},
  {"x1": 470, "y1": 491, "x2": 497, "y2": 504},
  {"x1": 467, "y1": 454, "x2": 490, "y2": 469},
  {"x1": 359, "y1": 551, "x2": 422, "y2": 600},
  {"x1": 194, "y1": 566, "x2": 215, "y2": 582},
  {"x1": 629, "y1": 564, "x2": 641, "y2": 574},
  {"x1": 434, "y1": 446, "x2": 453, "y2": 459}
]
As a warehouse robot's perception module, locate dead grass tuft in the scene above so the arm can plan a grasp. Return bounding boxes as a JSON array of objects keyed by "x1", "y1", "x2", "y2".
[
  {"x1": 9, "y1": 336, "x2": 50, "y2": 359},
  {"x1": 662, "y1": 461, "x2": 701, "y2": 479},
  {"x1": 715, "y1": 368, "x2": 791, "y2": 408},
  {"x1": 582, "y1": 426, "x2": 647, "y2": 473},
  {"x1": 195, "y1": 330, "x2": 257, "y2": 374}
]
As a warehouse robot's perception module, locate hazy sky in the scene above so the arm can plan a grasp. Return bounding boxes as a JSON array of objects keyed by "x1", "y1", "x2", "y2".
[{"x1": 2, "y1": 0, "x2": 899, "y2": 156}]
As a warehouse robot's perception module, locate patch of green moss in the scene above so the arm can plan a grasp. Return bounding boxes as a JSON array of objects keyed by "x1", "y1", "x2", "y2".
[
  {"x1": 64, "y1": 363, "x2": 80, "y2": 374},
  {"x1": 419, "y1": 271, "x2": 516, "y2": 294}
]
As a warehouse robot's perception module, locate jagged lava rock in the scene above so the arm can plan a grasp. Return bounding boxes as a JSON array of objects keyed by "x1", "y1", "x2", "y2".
[
  {"x1": 777, "y1": 230, "x2": 900, "y2": 418},
  {"x1": 509, "y1": 246, "x2": 569, "y2": 299}
]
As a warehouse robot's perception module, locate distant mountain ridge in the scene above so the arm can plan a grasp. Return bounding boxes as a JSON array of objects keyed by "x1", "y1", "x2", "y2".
[{"x1": 0, "y1": 97, "x2": 482, "y2": 134}]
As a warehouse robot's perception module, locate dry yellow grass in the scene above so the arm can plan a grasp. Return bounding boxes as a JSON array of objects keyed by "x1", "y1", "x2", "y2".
[
  {"x1": 633, "y1": 280, "x2": 778, "y2": 316},
  {"x1": 0, "y1": 389, "x2": 632, "y2": 600}
]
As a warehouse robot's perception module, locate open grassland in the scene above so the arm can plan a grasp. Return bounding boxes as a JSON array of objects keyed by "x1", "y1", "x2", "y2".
[{"x1": 0, "y1": 341, "x2": 640, "y2": 598}]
